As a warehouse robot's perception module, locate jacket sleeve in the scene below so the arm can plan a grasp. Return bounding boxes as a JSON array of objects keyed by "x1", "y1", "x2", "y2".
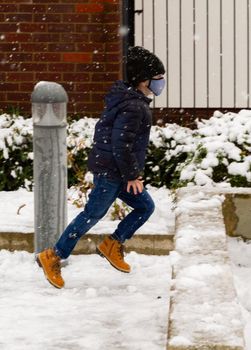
[{"x1": 111, "y1": 103, "x2": 143, "y2": 181}]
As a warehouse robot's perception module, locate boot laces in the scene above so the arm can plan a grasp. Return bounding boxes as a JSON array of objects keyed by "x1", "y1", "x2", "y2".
[
  {"x1": 51, "y1": 257, "x2": 61, "y2": 277},
  {"x1": 117, "y1": 243, "x2": 124, "y2": 260}
]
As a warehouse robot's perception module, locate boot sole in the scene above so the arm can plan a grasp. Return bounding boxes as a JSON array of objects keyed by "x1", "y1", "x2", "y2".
[
  {"x1": 36, "y1": 255, "x2": 64, "y2": 289},
  {"x1": 96, "y1": 247, "x2": 130, "y2": 273}
]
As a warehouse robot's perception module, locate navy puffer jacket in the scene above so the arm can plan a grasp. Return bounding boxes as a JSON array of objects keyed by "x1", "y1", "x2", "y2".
[{"x1": 87, "y1": 80, "x2": 152, "y2": 182}]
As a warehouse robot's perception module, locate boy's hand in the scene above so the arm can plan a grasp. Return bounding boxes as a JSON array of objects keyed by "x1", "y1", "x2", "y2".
[{"x1": 127, "y1": 177, "x2": 144, "y2": 195}]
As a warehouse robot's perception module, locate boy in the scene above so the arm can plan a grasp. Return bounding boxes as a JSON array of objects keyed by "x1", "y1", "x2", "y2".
[{"x1": 37, "y1": 46, "x2": 166, "y2": 288}]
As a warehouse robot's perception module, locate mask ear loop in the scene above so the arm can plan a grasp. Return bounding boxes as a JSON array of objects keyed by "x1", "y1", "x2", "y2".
[{"x1": 148, "y1": 80, "x2": 155, "y2": 95}]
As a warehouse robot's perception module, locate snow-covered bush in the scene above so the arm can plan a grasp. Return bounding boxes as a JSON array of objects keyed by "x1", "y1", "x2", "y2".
[
  {"x1": 145, "y1": 123, "x2": 195, "y2": 188},
  {"x1": 177, "y1": 110, "x2": 251, "y2": 187},
  {"x1": 67, "y1": 117, "x2": 96, "y2": 188},
  {"x1": 0, "y1": 114, "x2": 33, "y2": 191},
  {"x1": 145, "y1": 110, "x2": 251, "y2": 188},
  {"x1": 1, "y1": 110, "x2": 251, "y2": 191}
]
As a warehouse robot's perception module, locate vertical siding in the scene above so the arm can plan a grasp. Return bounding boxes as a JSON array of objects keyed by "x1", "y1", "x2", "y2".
[
  {"x1": 208, "y1": 0, "x2": 221, "y2": 107},
  {"x1": 249, "y1": 0, "x2": 251, "y2": 108},
  {"x1": 167, "y1": 0, "x2": 181, "y2": 107},
  {"x1": 134, "y1": 0, "x2": 143, "y2": 47},
  {"x1": 135, "y1": 0, "x2": 251, "y2": 108},
  {"x1": 222, "y1": 0, "x2": 235, "y2": 107},
  {"x1": 154, "y1": 0, "x2": 167, "y2": 108},
  {"x1": 195, "y1": 0, "x2": 208, "y2": 107},
  {"x1": 235, "y1": 0, "x2": 248, "y2": 107},
  {"x1": 181, "y1": 0, "x2": 194, "y2": 107},
  {"x1": 142, "y1": 0, "x2": 153, "y2": 51}
]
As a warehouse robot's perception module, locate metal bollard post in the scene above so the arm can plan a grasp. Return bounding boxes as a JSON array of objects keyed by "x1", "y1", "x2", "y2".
[{"x1": 31, "y1": 81, "x2": 68, "y2": 254}]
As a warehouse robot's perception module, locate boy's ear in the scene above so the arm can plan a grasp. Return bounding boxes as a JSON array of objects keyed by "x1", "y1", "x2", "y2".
[{"x1": 138, "y1": 80, "x2": 149, "y2": 89}]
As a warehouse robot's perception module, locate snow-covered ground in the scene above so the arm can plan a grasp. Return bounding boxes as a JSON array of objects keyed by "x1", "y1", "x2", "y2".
[
  {"x1": 0, "y1": 237, "x2": 250, "y2": 350},
  {"x1": 0, "y1": 185, "x2": 175, "y2": 234},
  {"x1": 228, "y1": 237, "x2": 251, "y2": 350},
  {"x1": 0, "y1": 250, "x2": 171, "y2": 350},
  {"x1": 0, "y1": 185, "x2": 173, "y2": 349},
  {"x1": 1, "y1": 187, "x2": 251, "y2": 349}
]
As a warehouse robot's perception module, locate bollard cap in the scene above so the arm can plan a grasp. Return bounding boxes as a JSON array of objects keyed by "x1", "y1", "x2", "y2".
[
  {"x1": 31, "y1": 81, "x2": 68, "y2": 104},
  {"x1": 32, "y1": 81, "x2": 68, "y2": 126}
]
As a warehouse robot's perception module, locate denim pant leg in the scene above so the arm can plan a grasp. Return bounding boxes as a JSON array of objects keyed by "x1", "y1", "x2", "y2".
[
  {"x1": 111, "y1": 188, "x2": 155, "y2": 243},
  {"x1": 54, "y1": 176, "x2": 123, "y2": 259}
]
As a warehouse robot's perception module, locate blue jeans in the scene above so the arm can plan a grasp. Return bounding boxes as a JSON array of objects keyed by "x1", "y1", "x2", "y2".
[{"x1": 54, "y1": 175, "x2": 155, "y2": 259}]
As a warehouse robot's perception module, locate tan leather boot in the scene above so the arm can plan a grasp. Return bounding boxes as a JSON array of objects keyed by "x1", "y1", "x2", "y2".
[
  {"x1": 36, "y1": 248, "x2": 65, "y2": 289},
  {"x1": 97, "y1": 236, "x2": 131, "y2": 273}
]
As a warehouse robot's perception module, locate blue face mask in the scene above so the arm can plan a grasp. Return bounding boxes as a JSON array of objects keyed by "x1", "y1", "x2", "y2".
[{"x1": 148, "y1": 78, "x2": 166, "y2": 96}]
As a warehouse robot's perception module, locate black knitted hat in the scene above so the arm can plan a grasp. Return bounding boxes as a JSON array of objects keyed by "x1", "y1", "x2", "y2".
[{"x1": 126, "y1": 46, "x2": 165, "y2": 87}]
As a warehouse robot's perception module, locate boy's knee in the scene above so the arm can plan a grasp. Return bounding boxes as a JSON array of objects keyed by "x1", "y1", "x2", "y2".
[
  {"x1": 139, "y1": 192, "x2": 155, "y2": 216},
  {"x1": 84, "y1": 203, "x2": 109, "y2": 221},
  {"x1": 149, "y1": 201, "x2": 155, "y2": 215}
]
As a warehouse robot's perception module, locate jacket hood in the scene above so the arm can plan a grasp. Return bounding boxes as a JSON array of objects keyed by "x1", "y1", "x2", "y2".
[{"x1": 104, "y1": 80, "x2": 152, "y2": 110}]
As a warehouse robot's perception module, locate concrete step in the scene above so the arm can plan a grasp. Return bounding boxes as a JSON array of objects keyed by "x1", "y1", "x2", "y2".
[
  {"x1": 167, "y1": 188, "x2": 245, "y2": 350},
  {"x1": 0, "y1": 232, "x2": 174, "y2": 255}
]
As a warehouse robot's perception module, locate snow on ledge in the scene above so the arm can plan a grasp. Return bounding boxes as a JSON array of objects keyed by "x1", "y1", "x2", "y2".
[
  {"x1": 177, "y1": 185, "x2": 251, "y2": 196},
  {"x1": 0, "y1": 186, "x2": 175, "y2": 235}
]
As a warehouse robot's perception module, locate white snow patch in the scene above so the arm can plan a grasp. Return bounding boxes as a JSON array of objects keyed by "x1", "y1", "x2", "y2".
[
  {"x1": 0, "y1": 186, "x2": 175, "y2": 234},
  {"x1": 0, "y1": 250, "x2": 171, "y2": 350}
]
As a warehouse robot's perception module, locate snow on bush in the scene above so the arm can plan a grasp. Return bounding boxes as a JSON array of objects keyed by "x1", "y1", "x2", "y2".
[
  {"x1": 1, "y1": 110, "x2": 251, "y2": 192},
  {"x1": 179, "y1": 110, "x2": 251, "y2": 187},
  {"x1": 146, "y1": 123, "x2": 195, "y2": 188},
  {"x1": 66, "y1": 117, "x2": 96, "y2": 188},
  {"x1": 146, "y1": 110, "x2": 251, "y2": 188},
  {"x1": 0, "y1": 114, "x2": 33, "y2": 191}
]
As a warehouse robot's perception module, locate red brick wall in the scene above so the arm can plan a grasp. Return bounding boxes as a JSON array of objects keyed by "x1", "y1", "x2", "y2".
[{"x1": 0, "y1": 0, "x2": 122, "y2": 117}]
